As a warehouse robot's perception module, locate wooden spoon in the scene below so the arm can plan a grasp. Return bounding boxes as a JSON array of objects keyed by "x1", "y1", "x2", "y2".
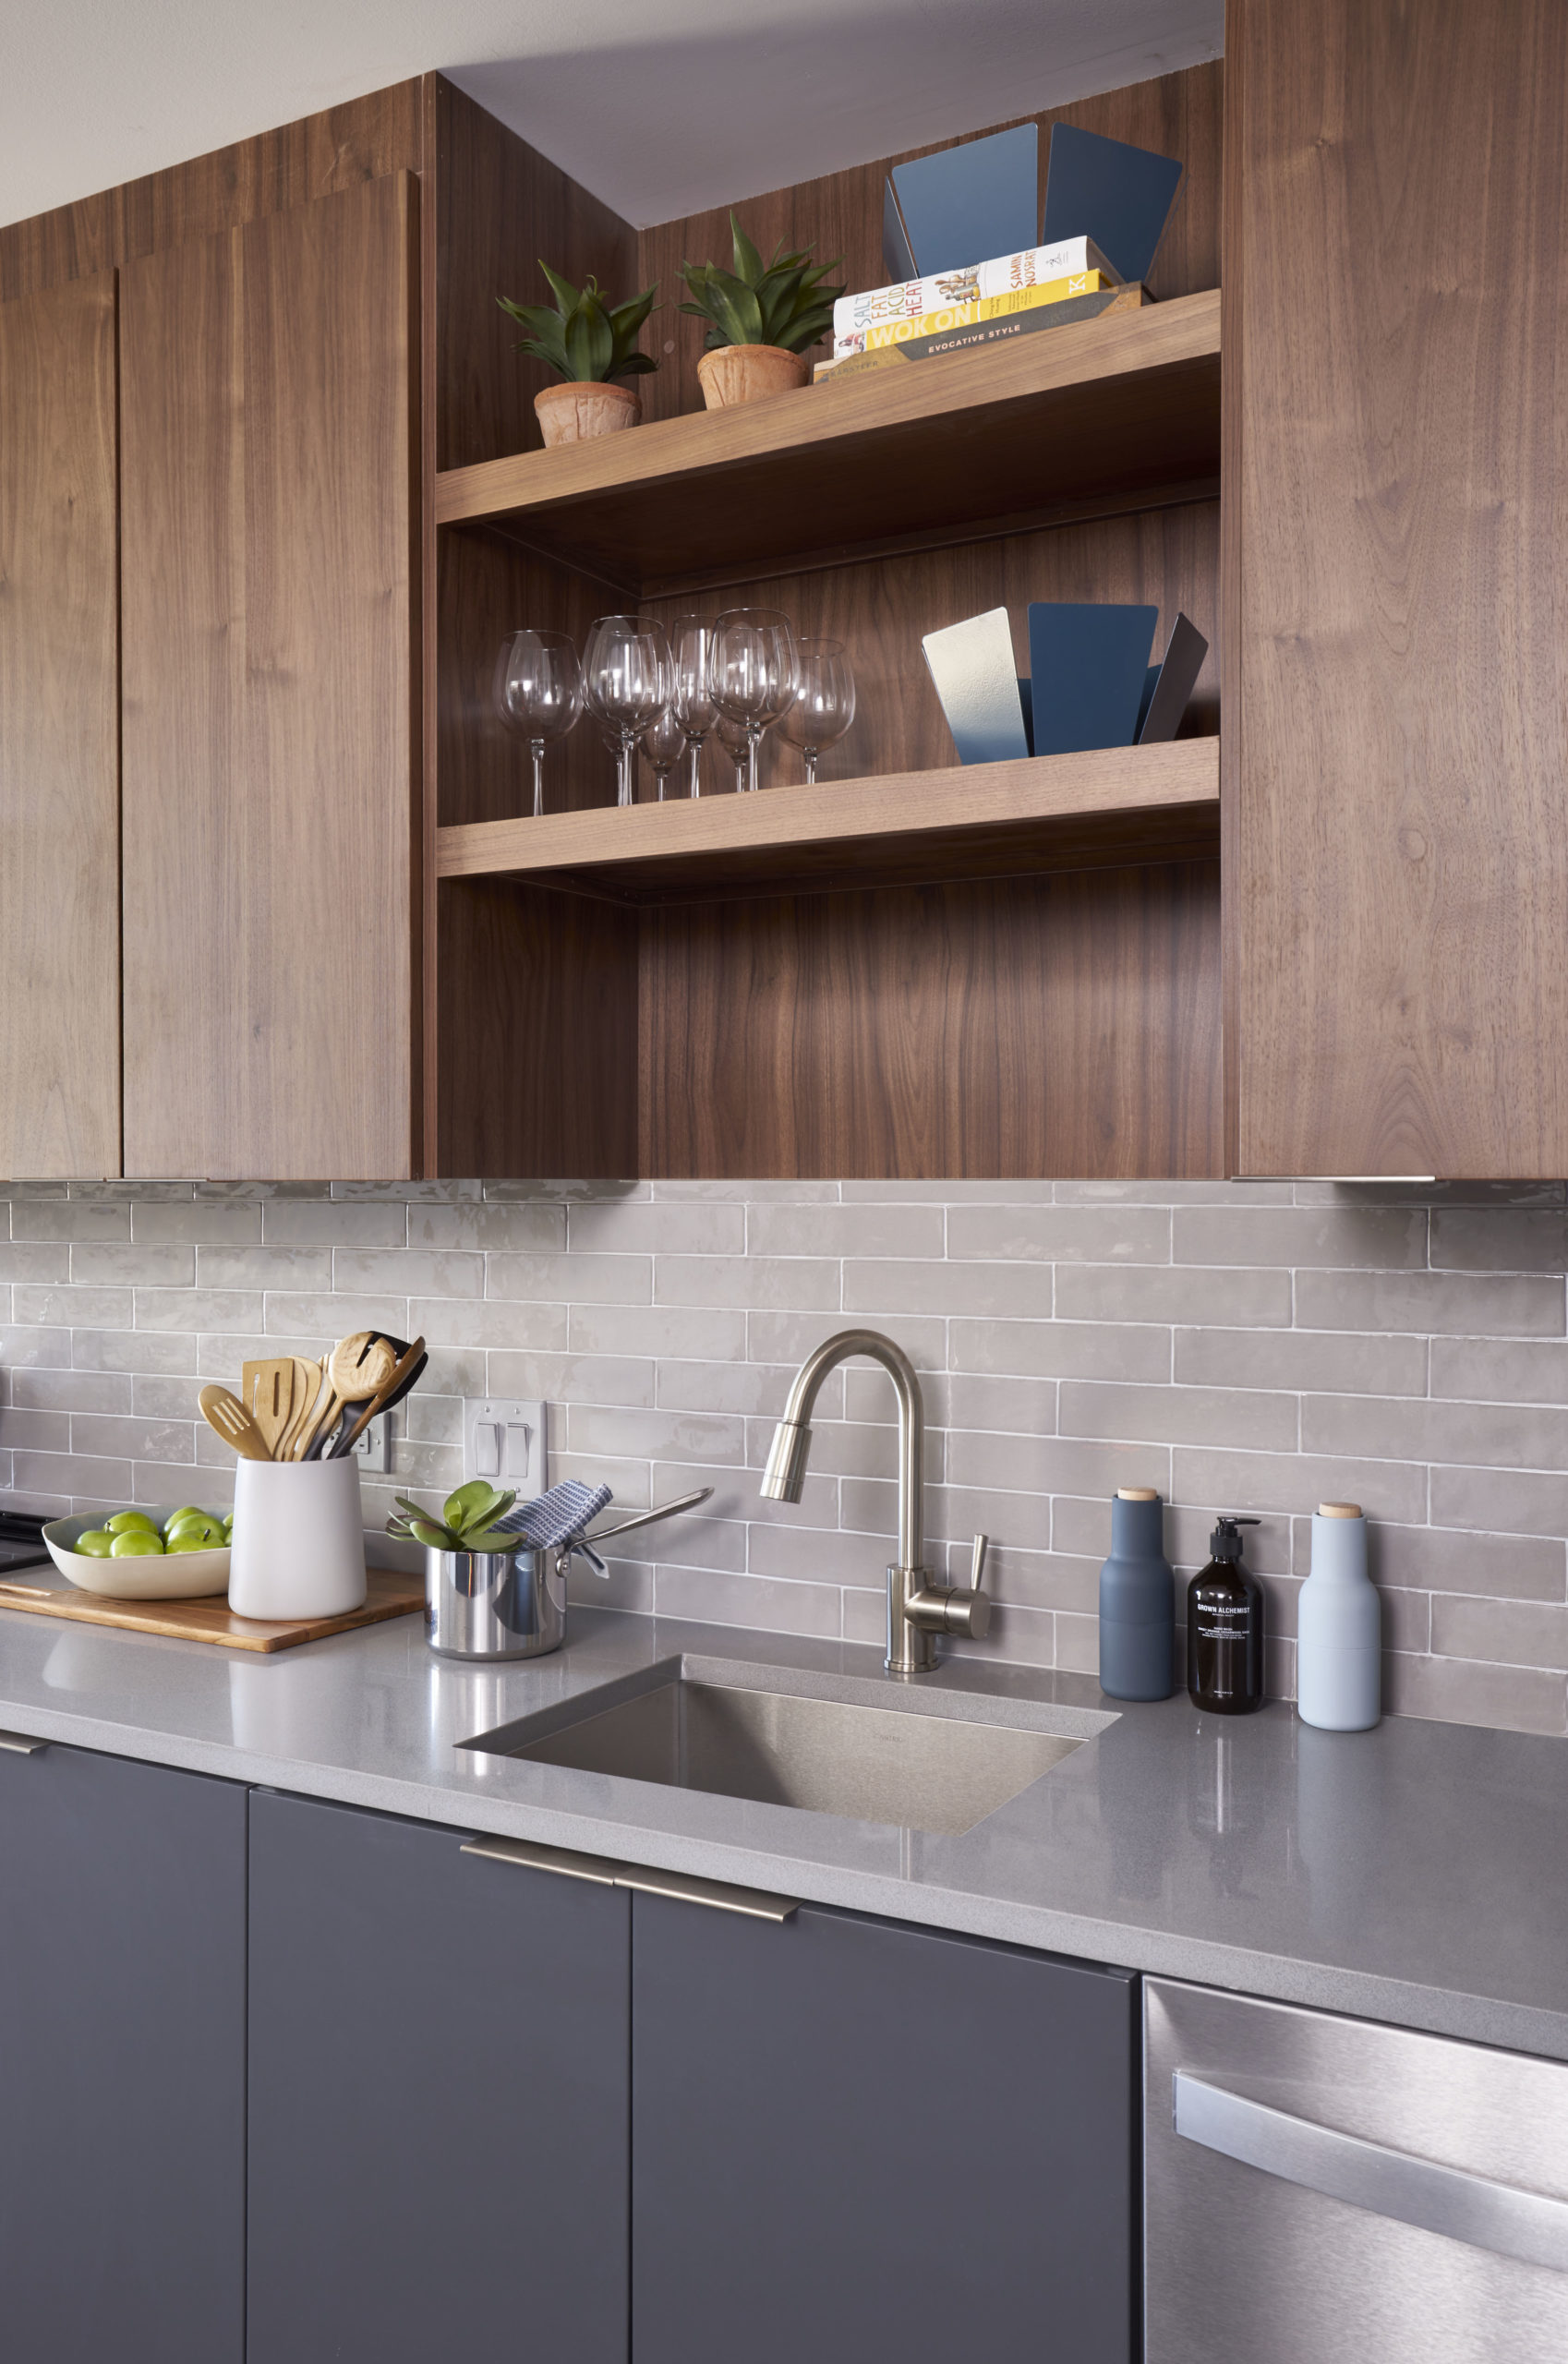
[
  {"x1": 242, "y1": 1357, "x2": 301, "y2": 1458},
  {"x1": 294, "y1": 1332, "x2": 398, "y2": 1460},
  {"x1": 199, "y1": 1383, "x2": 271, "y2": 1463},
  {"x1": 333, "y1": 1336, "x2": 427, "y2": 1459},
  {"x1": 277, "y1": 1356, "x2": 326, "y2": 1461}
]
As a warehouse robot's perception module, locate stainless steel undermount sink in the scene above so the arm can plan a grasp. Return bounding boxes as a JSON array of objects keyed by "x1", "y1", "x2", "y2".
[{"x1": 461, "y1": 1658, "x2": 1114, "y2": 1836}]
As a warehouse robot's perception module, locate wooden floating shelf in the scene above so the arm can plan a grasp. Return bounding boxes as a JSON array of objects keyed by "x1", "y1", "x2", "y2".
[
  {"x1": 435, "y1": 738, "x2": 1219, "y2": 905},
  {"x1": 434, "y1": 290, "x2": 1221, "y2": 587}
]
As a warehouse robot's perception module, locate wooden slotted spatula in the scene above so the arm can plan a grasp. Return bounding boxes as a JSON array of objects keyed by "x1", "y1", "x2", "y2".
[
  {"x1": 198, "y1": 1383, "x2": 271, "y2": 1463},
  {"x1": 277, "y1": 1356, "x2": 326, "y2": 1461},
  {"x1": 294, "y1": 1332, "x2": 398, "y2": 1460},
  {"x1": 242, "y1": 1357, "x2": 300, "y2": 1459}
]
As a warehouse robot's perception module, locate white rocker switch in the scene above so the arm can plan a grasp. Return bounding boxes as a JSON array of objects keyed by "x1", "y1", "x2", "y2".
[{"x1": 464, "y1": 1399, "x2": 549, "y2": 1497}]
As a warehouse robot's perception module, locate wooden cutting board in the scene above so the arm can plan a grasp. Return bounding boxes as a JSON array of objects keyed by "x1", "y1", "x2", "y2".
[{"x1": 0, "y1": 1562, "x2": 424, "y2": 1652}]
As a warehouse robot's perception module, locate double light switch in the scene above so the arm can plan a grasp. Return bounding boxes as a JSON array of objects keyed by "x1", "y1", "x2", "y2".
[{"x1": 464, "y1": 1399, "x2": 548, "y2": 1494}]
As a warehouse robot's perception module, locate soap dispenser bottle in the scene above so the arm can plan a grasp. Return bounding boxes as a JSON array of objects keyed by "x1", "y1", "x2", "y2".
[
  {"x1": 1097, "y1": 1487, "x2": 1175, "y2": 1700},
  {"x1": 1297, "y1": 1502, "x2": 1381, "y2": 1730},
  {"x1": 1187, "y1": 1516, "x2": 1264, "y2": 1714}
]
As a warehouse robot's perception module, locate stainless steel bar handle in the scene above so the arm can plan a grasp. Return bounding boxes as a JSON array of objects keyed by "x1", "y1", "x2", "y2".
[
  {"x1": 461, "y1": 1833, "x2": 796, "y2": 1922},
  {"x1": 0, "y1": 1730, "x2": 46, "y2": 1755},
  {"x1": 1174, "y1": 2068, "x2": 1568, "y2": 2275}
]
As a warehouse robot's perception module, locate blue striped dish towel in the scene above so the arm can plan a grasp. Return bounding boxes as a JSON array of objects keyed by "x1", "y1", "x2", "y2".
[{"x1": 494, "y1": 1479, "x2": 612, "y2": 1550}]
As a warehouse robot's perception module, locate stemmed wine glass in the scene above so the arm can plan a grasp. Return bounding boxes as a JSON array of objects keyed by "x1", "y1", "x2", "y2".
[
  {"x1": 640, "y1": 709, "x2": 688, "y2": 801},
  {"x1": 778, "y1": 637, "x2": 857, "y2": 785},
  {"x1": 715, "y1": 714, "x2": 751, "y2": 794},
  {"x1": 493, "y1": 629, "x2": 582, "y2": 818},
  {"x1": 669, "y1": 615, "x2": 722, "y2": 798},
  {"x1": 582, "y1": 615, "x2": 673, "y2": 808},
  {"x1": 708, "y1": 609, "x2": 798, "y2": 792}
]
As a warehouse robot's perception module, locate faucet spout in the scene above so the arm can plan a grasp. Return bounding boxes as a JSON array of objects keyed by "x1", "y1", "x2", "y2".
[{"x1": 760, "y1": 1328, "x2": 988, "y2": 1676}]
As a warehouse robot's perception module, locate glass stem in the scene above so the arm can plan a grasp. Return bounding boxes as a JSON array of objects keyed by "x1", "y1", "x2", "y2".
[
  {"x1": 617, "y1": 739, "x2": 635, "y2": 809},
  {"x1": 530, "y1": 743, "x2": 546, "y2": 819},
  {"x1": 744, "y1": 731, "x2": 760, "y2": 794},
  {"x1": 686, "y1": 738, "x2": 705, "y2": 799},
  {"x1": 802, "y1": 749, "x2": 818, "y2": 787}
]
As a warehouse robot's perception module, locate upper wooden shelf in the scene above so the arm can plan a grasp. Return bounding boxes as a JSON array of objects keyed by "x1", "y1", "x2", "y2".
[
  {"x1": 436, "y1": 737, "x2": 1218, "y2": 905},
  {"x1": 434, "y1": 290, "x2": 1222, "y2": 589}
]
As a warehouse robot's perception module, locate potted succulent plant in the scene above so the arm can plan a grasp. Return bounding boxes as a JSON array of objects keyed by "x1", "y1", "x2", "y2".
[
  {"x1": 679, "y1": 214, "x2": 844, "y2": 408},
  {"x1": 498, "y1": 265, "x2": 659, "y2": 447}
]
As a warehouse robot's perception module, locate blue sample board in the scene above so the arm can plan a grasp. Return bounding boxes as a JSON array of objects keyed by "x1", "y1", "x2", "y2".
[
  {"x1": 1042, "y1": 122, "x2": 1183, "y2": 284},
  {"x1": 1026, "y1": 603, "x2": 1158, "y2": 756},
  {"x1": 1137, "y1": 611, "x2": 1209, "y2": 743},
  {"x1": 890, "y1": 124, "x2": 1038, "y2": 279},
  {"x1": 923, "y1": 609, "x2": 1031, "y2": 766}
]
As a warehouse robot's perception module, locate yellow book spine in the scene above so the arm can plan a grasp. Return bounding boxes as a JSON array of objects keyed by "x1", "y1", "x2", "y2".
[{"x1": 857, "y1": 271, "x2": 1111, "y2": 352}]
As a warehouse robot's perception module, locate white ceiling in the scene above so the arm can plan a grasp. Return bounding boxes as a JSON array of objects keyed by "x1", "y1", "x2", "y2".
[{"x1": 1, "y1": 0, "x2": 1222, "y2": 235}]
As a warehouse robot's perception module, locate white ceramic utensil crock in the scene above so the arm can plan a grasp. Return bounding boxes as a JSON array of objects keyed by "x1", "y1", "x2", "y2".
[{"x1": 228, "y1": 1455, "x2": 367, "y2": 1620}]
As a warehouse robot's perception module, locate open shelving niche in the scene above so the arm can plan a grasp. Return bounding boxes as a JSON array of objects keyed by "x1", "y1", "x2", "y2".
[{"x1": 428, "y1": 69, "x2": 1224, "y2": 1181}]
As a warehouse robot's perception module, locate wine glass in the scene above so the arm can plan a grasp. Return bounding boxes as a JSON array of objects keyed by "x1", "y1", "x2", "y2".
[
  {"x1": 582, "y1": 614, "x2": 673, "y2": 808},
  {"x1": 493, "y1": 630, "x2": 582, "y2": 818},
  {"x1": 669, "y1": 615, "x2": 722, "y2": 798},
  {"x1": 641, "y1": 709, "x2": 688, "y2": 802},
  {"x1": 715, "y1": 714, "x2": 752, "y2": 794},
  {"x1": 708, "y1": 609, "x2": 798, "y2": 792},
  {"x1": 778, "y1": 637, "x2": 857, "y2": 786}
]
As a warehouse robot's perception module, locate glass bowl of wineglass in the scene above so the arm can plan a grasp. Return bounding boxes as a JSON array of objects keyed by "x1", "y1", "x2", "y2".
[
  {"x1": 777, "y1": 637, "x2": 857, "y2": 786},
  {"x1": 582, "y1": 615, "x2": 674, "y2": 807},
  {"x1": 669, "y1": 615, "x2": 722, "y2": 798},
  {"x1": 708, "y1": 609, "x2": 798, "y2": 792},
  {"x1": 640, "y1": 709, "x2": 688, "y2": 801},
  {"x1": 493, "y1": 629, "x2": 583, "y2": 817}
]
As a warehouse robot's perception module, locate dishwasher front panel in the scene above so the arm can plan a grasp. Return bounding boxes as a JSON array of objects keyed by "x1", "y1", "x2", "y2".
[{"x1": 1145, "y1": 1976, "x2": 1568, "y2": 2362}]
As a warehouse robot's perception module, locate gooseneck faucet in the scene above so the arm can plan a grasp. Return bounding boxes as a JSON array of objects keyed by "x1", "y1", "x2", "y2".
[{"x1": 760, "y1": 1328, "x2": 991, "y2": 1676}]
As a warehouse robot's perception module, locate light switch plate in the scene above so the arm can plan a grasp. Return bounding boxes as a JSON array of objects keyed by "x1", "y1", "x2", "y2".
[
  {"x1": 348, "y1": 1411, "x2": 392, "y2": 1474},
  {"x1": 464, "y1": 1399, "x2": 548, "y2": 1497}
]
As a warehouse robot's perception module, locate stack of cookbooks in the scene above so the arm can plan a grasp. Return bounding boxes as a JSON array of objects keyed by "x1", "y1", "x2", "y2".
[{"x1": 815, "y1": 235, "x2": 1147, "y2": 382}]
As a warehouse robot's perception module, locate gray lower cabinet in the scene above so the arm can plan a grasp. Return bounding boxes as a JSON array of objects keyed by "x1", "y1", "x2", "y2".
[
  {"x1": 631, "y1": 1890, "x2": 1139, "y2": 2364},
  {"x1": 245, "y1": 1791, "x2": 631, "y2": 2363},
  {"x1": 0, "y1": 1739, "x2": 247, "y2": 2364}
]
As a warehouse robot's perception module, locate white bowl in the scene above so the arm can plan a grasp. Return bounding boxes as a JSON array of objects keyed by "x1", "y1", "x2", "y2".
[{"x1": 43, "y1": 1507, "x2": 232, "y2": 1600}]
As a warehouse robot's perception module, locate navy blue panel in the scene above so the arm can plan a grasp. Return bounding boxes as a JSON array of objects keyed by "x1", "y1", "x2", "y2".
[
  {"x1": 1027, "y1": 602, "x2": 1159, "y2": 755},
  {"x1": 881, "y1": 177, "x2": 917, "y2": 283},
  {"x1": 923, "y1": 609, "x2": 1031, "y2": 765},
  {"x1": 1043, "y1": 122, "x2": 1184, "y2": 283},
  {"x1": 891, "y1": 123, "x2": 1039, "y2": 277},
  {"x1": 1138, "y1": 611, "x2": 1210, "y2": 743}
]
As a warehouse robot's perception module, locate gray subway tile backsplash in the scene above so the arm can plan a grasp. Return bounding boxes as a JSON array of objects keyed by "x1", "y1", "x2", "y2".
[{"x1": 1, "y1": 1179, "x2": 1566, "y2": 1742}]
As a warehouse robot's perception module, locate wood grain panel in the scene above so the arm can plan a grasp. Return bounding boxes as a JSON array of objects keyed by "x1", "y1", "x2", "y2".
[
  {"x1": 436, "y1": 292, "x2": 1221, "y2": 584},
  {"x1": 119, "y1": 173, "x2": 420, "y2": 1180},
  {"x1": 1227, "y1": 0, "x2": 1568, "y2": 1176},
  {"x1": 0, "y1": 81, "x2": 422, "y2": 302},
  {"x1": 0, "y1": 271, "x2": 121, "y2": 1178},
  {"x1": 437, "y1": 741, "x2": 1219, "y2": 900},
  {"x1": 0, "y1": 1564, "x2": 423, "y2": 1651},
  {"x1": 430, "y1": 78, "x2": 638, "y2": 473},
  {"x1": 437, "y1": 877, "x2": 639, "y2": 1176},
  {"x1": 636, "y1": 60, "x2": 1222, "y2": 425},
  {"x1": 641, "y1": 860, "x2": 1221, "y2": 1178}
]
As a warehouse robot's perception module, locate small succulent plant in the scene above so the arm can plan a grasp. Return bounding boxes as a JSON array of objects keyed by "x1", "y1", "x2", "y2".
[
  {"x1": 679, "y1": 213, "x2": 844, "y2": 355},
  {"x1": 498, "y1": 265, "x2": 659, "y2": 383},
  {"x1": 388, "y1": 1481, "x2": 517, "y2": 1555}
]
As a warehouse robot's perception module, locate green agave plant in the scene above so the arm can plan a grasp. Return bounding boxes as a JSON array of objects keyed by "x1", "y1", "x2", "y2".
[
  {"x1": 498, "y1": 264, "x2": 659, "y2": 384},
  {"x1": 679, "y1": 213, "x2": 845, "y2": 355},
  {"x1": 387, "y1": 1480, "x2": 518, "y2": 1555}
]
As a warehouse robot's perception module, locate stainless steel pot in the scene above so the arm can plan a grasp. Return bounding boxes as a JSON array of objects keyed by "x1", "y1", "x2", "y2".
[{"x1": 424, "y1": 1487, "x2": 713, "y2": 1661}]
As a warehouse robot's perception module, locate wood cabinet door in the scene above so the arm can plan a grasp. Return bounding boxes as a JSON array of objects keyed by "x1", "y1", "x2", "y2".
[
  {"x1": 0, "y1": 271, "x2": 121, "y2": 1177},
  {"x1": 1225, "y1": 0, "x2": 1568, "y2": 1176},
  {"x1": 0, "y1": 1740, "x2": 247, "y2": 2360},
  {"x1": 118, "y1": 172, "x2": 420, "y2": 1180},
  {"x1": 247, "y1": 1793, "x2": 630, "y2": 2364},
  {"x1": 632, "y1": 1892, "x2": 1138, "y2": 2364}
]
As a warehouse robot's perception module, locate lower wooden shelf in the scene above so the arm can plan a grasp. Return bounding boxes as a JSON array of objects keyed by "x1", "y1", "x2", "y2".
[{"x1": 435, "y1": 738, "x2": 1219, "y2": 904}]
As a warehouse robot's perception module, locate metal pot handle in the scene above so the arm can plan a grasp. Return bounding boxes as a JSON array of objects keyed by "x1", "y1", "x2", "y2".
[{"x1": 556, "y1": 1487, "x2": 715, "y2": 1579}]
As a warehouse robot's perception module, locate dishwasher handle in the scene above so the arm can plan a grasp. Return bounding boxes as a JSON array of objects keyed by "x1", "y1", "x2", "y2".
[{"x1": 1174, "y1": 2068, "x2": 1568, "y2": 2276}]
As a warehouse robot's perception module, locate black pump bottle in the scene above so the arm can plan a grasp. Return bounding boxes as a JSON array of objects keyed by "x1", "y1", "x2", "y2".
[{"x1": 1187, "y1": 1516, "x2": 1264, "y2": 1714}]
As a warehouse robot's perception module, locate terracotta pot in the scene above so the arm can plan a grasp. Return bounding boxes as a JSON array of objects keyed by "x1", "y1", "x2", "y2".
[
  {"x1": 696, "y1": 344, "x2": 811, "y2": 409},
  {"x1": 533, "y1": 380, "x2": 640, "y2": 448}
]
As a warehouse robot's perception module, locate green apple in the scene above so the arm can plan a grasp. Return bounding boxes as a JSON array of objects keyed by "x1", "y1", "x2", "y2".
[
  {"x1": 165, "y1": 1532, "x2": 212, "y2": 1554},
  {"x1": 110, "y1": 1530, "x2": 164, "y2": 1557},
  {"x1": 166, "y1": 1510, "x2": 223, "y2": 1545},
  {"x1": 106, "y1": 1509, "x2": 157, "y2": 1535},
  {"x1": 163, "y1": 1505, "x2": 205, "y2": 1535},
  {"x1": 74, "y1": 1528, "x2": 115, "y2": 1558}
]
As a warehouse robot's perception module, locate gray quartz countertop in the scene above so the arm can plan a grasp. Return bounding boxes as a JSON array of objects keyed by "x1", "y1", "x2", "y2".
[{"x1": 0, "y1": 1583, "x2": 1562, "y2": 2061}]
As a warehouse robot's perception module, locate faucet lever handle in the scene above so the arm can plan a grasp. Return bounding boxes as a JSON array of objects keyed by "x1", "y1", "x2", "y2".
[{"x1": 970, "y1": 1532, "x2": 988, "y2": 1589}]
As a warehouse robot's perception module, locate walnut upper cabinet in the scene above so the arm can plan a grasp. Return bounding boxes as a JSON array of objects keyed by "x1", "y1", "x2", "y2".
[
  {"x1": 0, "y1": 271, "x2": 121, "y2": 1179},
  {"x1": 1224, "y1": 0, "x2": 1568, "y2": 1177},
  {"x1": 118, "y1": 171, "x2": 421, "y2": 1180}
]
